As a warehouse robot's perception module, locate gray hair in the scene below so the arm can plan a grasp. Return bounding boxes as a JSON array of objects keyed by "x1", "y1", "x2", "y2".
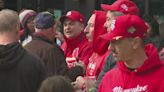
[
  {"x1": 111, "y1": 11, "x2": 124, "y2": 17},
  {"x1": 0, "y1": 9, "x2": 19, "y2": 32}
]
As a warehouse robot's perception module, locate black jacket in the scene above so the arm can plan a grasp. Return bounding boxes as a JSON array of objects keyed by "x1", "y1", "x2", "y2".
[{"x1": 0, "y1": 42, "x2": 46, "y2": 92}]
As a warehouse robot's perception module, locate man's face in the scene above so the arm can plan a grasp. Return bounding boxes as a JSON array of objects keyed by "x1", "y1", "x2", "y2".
[
  {"x1": 63, "y1": 19, "x2": 84, "y2": 38},
  {"x1": 108, "y1": 38, "x2": 134, "y2": 61},
  {"x1": 104, "y1": 11, "x2": 115, "y2": 32},
  {"x1": 84, "y1": 14, "x2": 95, "y2": 42}
]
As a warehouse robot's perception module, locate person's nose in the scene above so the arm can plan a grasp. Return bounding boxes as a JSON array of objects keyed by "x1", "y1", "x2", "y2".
[
  {"x1": 84, "y1": 25, "x2": 89, "y2": 33},
  {"x1": 104, "y1": 21, "x2": 108, "y2": 29}
]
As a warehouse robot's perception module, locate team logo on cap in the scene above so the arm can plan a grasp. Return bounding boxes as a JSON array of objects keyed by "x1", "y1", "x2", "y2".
[
  {"x1": 110, "y1": 19, "x2": 116, "y2": 31},
  {"x1": 120, "y1": 4, "x2": 128, "y2": 11},
  {"x1": 128, "y1": 27, "x2": 136, "y2": 34},
  {"x1": 66, "y1": 11, "x2": 72, "y2": 16}
]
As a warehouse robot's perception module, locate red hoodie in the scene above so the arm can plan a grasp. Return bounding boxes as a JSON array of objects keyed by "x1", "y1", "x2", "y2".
[
  {"x1": 61, "y1": 32, "x2": 92, "y2": 69},
  {"x1": 98, "y1": 44, "x2": 164, "y2": 92},
  {"x1": 86, "y1": 11, "x2": 110, "y2": 79}
]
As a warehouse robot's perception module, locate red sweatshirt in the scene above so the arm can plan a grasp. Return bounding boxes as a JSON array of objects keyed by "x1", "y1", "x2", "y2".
[
  {"x1": 86, "y1": 51, "x2": 109, "y2": 79},
  {"x1": 86, "y1": 11, "x2": 110, "y2": 79},
  {"x1": 61, "y1": 32, "x2": 92, "y2": 69},
  {"x1": 98, "y1": 44, "x2": 164, "y2": 92}
]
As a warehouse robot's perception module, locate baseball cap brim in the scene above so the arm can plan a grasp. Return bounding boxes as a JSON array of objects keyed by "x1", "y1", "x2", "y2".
[
  {"x1": 101, "y1": 4, "x2": 117, "y2": 11},
  {"x1": 100, "y1": 33, "x2": 124, "y2": 42},
  {"x1": 60, "y1": 15, "x2": 77, "y2": 23}
]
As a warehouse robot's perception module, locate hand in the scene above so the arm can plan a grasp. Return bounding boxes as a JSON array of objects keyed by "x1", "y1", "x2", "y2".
[
  {"x1": 75, "y1": 61, "x2": 85, "y2": 68},
  {"x1": 72, "y1": 76, "x2": 85, "y2": 91},
  {"x1": 55, "y1": 31, "x2": 64, "y2": 42},
  {"x1": 85, "y1": 77, "x2": 96, "y2": 90}
]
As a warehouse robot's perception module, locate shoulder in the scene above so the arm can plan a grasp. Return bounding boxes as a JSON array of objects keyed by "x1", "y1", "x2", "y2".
[
  {"x1": 17, "y1": 50, "x2": 46, "y2": 81},
  {"x1": 78, "y1": 39, "x2": 92, "y2": 51},
  {"x1": 101, "y1": 67, "x2": 119, "y2": 81},
  {"x1": 26, "y1": 39, "x2": 58, "y2": 51},
  {"x1": 81, "y1": 38, "x2": 90, "y2": 46},
  {"x1": 19, "y1": 51, "x2": 45, "y2": 70},
  {"x1": 98, "y1": 68, "x2": 118, "y2": 91}
]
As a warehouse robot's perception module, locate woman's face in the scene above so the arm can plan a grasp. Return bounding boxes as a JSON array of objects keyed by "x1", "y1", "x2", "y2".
[{"x1": 26, "y1": 16, "x2": 35, "y2": 33}]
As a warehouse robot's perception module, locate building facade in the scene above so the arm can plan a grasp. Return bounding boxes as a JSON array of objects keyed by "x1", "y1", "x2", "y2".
[{"x1": 1, "y1": 0, "x2": 164, "y2": 24}]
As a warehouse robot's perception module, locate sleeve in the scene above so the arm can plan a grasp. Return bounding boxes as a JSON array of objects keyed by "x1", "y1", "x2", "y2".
[
  {"x1": 93, "y1": 53, "x2": 116, "y2": 91},
  {"x1": 44, "y1": 45, "x2": 68, "y2": 76},
  {"x1": 97, "y1": 77, "x2": 105, "y2": 92},
  {"x1": 78, "y1": 44, "x2": 93, "y2": 67},
  {"x1": 159, "y1": 79, "x2": 164, "y2": 92},
  {"x1": 36, "y1": 58, "x2": 47, "y2": 88},
  {"x1": 53, "y1": 46, "x2": 69, "y2": 76},
  {"x1": 23, "y1": 52, "x2": 47, "y2": 92}
]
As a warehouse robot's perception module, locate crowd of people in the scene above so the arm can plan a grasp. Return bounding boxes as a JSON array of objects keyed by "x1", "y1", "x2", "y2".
[{"x1": 0, "y1": 0, "x2": 164, "y2": 92}]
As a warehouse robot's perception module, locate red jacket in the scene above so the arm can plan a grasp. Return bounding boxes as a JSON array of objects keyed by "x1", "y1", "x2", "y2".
[
  {"x1": 86, "y1": 11, "x2": 109, "y2": 79},
  {"x1": 61, "y1": 32, "x2": 92, "y2": 69},
  {"x1": 98, "y1": 44, "x2": 164, "y2": 92}
]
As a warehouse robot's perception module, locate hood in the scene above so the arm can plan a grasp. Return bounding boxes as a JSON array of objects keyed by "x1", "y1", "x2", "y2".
[
  {"x1": 64, "y1": 32, "x2": 88, "y2": 49},
  {"x1": 92, "y1": 10, "x2": 109, "y2": 54},
  {"x1": 118, "y1": 43, "x2": 162, "y2": 73},
  {"x1": 0, "y1": 43, "x2": 25, "y2": 70}
]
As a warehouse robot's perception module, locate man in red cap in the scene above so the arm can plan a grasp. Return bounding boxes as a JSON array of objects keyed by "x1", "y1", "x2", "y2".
[
  {"x1": 98, "y1": 14, "x2": 164, "y2": 92},
  {"x1": 101, "y1": 0, "x2": 139, "y2": 15},
  {"x1": 94, "y1": 0, "x2": 140, "y2": 91},
  {"x1": 60, "y1": 10, "x2": 92, "y2": 81},
  {"x1": 101, "y1": 0, "x2": 139, "y2": 32}
]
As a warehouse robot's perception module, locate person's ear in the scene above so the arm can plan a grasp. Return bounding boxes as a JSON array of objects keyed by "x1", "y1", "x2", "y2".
[
  {"x1": 16, "y1": 22, "x2": 20, "y2": 34},
  {"x1": 131, "y1": 37, "x2": 141, "y2": 49},
  {"x1": 79, "y1": 23, "x2": 84, "y2": 30}
]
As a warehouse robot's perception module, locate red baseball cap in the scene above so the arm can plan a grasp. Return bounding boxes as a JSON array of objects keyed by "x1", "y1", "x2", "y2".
[
  {"x1": 100, "y1": 14, "x2": 148, "y2": 41},
  {"x1": 60, "y1": 10, "x2": 84, "y2": 23},
  {"x1": 101, "y1": 0, "x2": 139, "y2": 15}
]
